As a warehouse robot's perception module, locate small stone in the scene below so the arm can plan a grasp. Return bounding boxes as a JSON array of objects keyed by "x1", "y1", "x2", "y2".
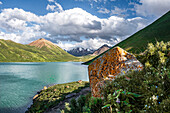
[
  {"x1": 66, "y1": 86, "x2": 69, "y2": 88},
  {"x1": 33, "y1": 94, "x2": 38, "y2": 100},
  {"x1": 78, "y1": 80, "x2": 82, "y2": 84},
  {"x1": 44, "y1": 86, "x2": 47, "y2": 90}
]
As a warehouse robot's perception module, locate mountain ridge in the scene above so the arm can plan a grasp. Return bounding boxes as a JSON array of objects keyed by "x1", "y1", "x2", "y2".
[
  {"x1": 0, "y1": 39, "x2": 78, "y2": 62},
  {"x1": 67, "y1": 47, "x2": 94, "y2": 56},
  {"x1": 28, "y1": 38, "x2": 57, "y2": 49},
  {"x1": 92, "y1": 44, "x2": 110, "y2": 56}
]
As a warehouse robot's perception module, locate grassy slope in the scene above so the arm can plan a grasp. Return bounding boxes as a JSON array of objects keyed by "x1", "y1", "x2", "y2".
[
  {"x1": 26, "y1": 81, "x2": 89, "y2": 113},
  {"x1": 83, "y1": 11, "x2": 170, "y2": 65},
  {"x1": 0, "y1": 39, "x2": 78, "y2": 62}
]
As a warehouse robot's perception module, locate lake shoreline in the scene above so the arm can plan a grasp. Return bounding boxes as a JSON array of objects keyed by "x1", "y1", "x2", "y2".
[
  {"x1": 26, "y1": 81, "x2": 90, "y2": 113},
  {"x1": 0, "y1": 62, "x2": 88, "y2": 113}
]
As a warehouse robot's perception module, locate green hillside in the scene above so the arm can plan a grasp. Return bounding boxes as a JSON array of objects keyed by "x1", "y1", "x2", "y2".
[
  {"x1": 0, "y1": 39, "x2": 78, "y2": 62},
  {"x1": 83, "y1": 11, "x2": 170, "y2": 65}
]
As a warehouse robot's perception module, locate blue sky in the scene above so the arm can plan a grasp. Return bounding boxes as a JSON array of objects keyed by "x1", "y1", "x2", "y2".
[
  {"x1": 0, "y1": 0, "x2": 169, "y2": 50},
  {"x1": 0, "y1": 0, "x2": 140, "y2": 18}
]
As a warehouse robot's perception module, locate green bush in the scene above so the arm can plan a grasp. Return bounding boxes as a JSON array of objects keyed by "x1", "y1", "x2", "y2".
[
  {"x1": 70, "y1": 98, "x2": 78, "y2": 113},
  {"x1": 64, "y1": 93, "x2": 105, "y2": 113},
  {"x1": 140, "y1": 41, "x2": 170, "y2": 68},
  {"x1": 102, "y1": 89, "x2": 141, "y2": 113},
  {"x1": 77, "y1": 95, "x2": 86, "y2": 112}
]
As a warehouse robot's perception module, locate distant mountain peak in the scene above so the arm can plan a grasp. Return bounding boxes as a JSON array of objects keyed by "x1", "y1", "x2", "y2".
[
  {"x1": 92, "y1": 44, "x2": 110, "y2": 56},
  {"x1": 28, "y1": 38, "x2": 57, "y2": 49},
  {"x1": 39, "y1": 38, "x2": 44, "y2": 40},
  {"x1": 68, "y1": 47, "x2": 94, "y2": 56},
  {"x1": 101, "y1": 44, "x2": 110, "y2": 48}
]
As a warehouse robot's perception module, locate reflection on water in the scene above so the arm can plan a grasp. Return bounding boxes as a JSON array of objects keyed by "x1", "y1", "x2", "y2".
[{"x1": 0, "y1": 62, "x2": 88, "y2": 113}]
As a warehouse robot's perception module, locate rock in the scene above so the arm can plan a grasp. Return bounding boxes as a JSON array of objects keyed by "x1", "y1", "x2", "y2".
[
  {"x1": 88, "y1": 46, "x2": 143, "y2": 97},
  {"x1": 66, "y1": 86, "x2": 70, "y2": 88},
  {"x1": 78, "y1": 80, "x2": 82, "y2": 84},
  {"x1": 33, "y1": 94, "x2": 38, "y2": 100},
  {"x1": 44, "y1": 86, "x2": 47, "y2": 90},
  {"x1": 65, "y1": 93, "x2": 77, "y2": 99}
]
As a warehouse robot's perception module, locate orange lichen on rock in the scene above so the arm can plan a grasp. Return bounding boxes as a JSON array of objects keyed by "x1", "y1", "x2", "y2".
[{"x1": 88, "y1": 46, "x2": 143, "y2": 97}]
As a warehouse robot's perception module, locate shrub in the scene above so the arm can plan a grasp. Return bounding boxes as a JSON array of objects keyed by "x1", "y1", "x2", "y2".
[
  {"x1": 77, "y1": 95, "x2": 86, "y2": 112},
  {"x1": 102, "y1": 89, "x2": 141, "y2": 113},
  {"x1": 70, "y1": 98, "x2": 78, "y2": 113}
]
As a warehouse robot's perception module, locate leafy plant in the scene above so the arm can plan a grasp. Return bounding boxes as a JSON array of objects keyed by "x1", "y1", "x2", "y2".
[{"x1": 102, "y1": 89, "x2": 141, "y2": 113}]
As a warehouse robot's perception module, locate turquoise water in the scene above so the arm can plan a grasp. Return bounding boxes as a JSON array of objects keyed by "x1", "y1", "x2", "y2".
[{"x1": 0, "y1": 62, "x2": 88, "y2": 113}]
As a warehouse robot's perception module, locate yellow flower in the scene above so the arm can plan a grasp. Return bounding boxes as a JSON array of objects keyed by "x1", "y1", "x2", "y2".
[{"x1": 145, "y1": 61, "x2": 151, "y2": 67}]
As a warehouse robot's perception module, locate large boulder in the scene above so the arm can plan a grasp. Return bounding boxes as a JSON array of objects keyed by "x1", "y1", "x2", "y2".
[{"x1": 88, "y1": 47, "x2": 143, "y2": 97}]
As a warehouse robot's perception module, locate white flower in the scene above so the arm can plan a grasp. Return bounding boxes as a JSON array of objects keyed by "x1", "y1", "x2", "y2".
[{"x1": 152, "y1": 95, "x2": 158, "y2": 101}]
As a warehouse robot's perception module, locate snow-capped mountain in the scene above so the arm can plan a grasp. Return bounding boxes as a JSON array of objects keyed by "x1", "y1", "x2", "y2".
[{"x1": 67, "y1": 47, "x2": 94, "y2": 56}]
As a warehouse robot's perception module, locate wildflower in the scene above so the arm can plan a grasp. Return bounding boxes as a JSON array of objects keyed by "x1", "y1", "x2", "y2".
[
  {"x1": 155, "y1": 86, "x2": 158, "y2": 88},
  {"x1": 125, "y1": 76, "x2": 130, "y2": 81},
  {"x1": 145, "y1": 61, "x2": 152, "y2": 67},
  {"x1": 116, "y1": 108, "x2": 119, "y2": 112},
  {"x1": 116, "y1": 98, "x2": 120, "y2": 103},
  {"x1": 152, "y1": 95, "x2": 158, "y2": 101},
  {"x1": 148, "y1": 43, "x2": 155, "y2": 55}
]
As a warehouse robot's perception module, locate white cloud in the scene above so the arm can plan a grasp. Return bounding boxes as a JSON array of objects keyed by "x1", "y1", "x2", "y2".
[
  {"x1": 54, "y1": 2, "x2": 63, "y2": 12},
  {"x1": 46, "y1": 4, "x2": 56, "y2": 11},
  {"x1": 110, "y1": 6, "x2": 127, "y2": 17},
  {"x1": 46, "y1": 0, "x2": 63, "y2": 12},
  {"x1": 0, "y1": 7, "x2": 147, "y2": 49},
  {"x1": 0, "y1": 8, "x2": 47, "y2": 44},
  {"x1": 48, "y1": 0, "x2": 55, "y2": 2},
  {"x1": 58, "y1": 38, "x2": 118, "y2": 50},
  {"x1": 0, "y1": 8, "x2": 40, "y2": 23},
  {"x1": 135, "y1": 0, "x2": 170, "y2": 17},
  {"x1": 98, "y1": 8, "x2": 110, "y2": 14},
  {"x1": 0, "y1": 1, "x2": 2, "y2": 5}
]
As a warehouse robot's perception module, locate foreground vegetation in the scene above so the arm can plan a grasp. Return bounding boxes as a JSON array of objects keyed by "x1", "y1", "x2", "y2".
[
  {"x1": 83, "y1": 11, "x2": 170, "y2": 65},
  {"x1": 26, "y1": 81, "x2": 89, "y2": 113},
  {"x1": 63, "y1": 41, "x2": 170, "y2": 113}
]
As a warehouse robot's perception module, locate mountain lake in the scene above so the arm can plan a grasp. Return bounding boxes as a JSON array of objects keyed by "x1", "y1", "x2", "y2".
[{"x1": 0, "y1": 62, "x2": 89, "y2": 113}]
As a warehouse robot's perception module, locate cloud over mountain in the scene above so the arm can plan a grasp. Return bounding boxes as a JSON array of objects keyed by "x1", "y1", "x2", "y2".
[{"x1": 0, "y1": 7, "x2": 147, "y2": 49}]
